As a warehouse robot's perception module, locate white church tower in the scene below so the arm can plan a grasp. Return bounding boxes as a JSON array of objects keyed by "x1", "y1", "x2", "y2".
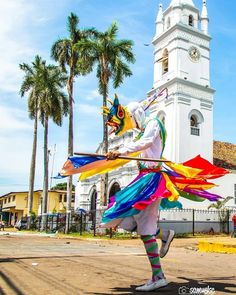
[{"x1": 148, "y1": 0, "x2": 214, "y2": 163}]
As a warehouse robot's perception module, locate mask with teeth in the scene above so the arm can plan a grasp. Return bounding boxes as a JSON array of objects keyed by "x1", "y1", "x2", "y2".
[{"x1": 102, "y1": 94, "x2": 136, "y2": 136}]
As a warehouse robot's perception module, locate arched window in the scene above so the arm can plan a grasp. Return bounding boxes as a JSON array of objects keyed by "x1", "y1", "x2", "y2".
[
  {"x1": 190, "y1": 115, "x2": 198, "y2": 127},
  {"x1": 90, "y1": 190, "x2": 97, "y2": 211},
  {"x1": 108, "y1": 182, "x2": 121, "y2": 204},
  {"x1": 166, "y1": 17, "x2": 171, "y2": 29},
  {"x1": 189, "y1": 110, "x2": 204, "y2": 136},
  {"x1": 162, "y1": 49, "x2": 169, "y2": 75},
  {"x1": 189, "y1": 15, "x2": 194, "y2": 26},
  {"x1": 89, "y1": 189, "x2": 97, "y2": 223}
]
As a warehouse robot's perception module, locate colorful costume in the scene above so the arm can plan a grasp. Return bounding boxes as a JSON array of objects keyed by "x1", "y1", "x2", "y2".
[
  {"x1": 59, "y1": 92, "x2": 229, "y2": 290},
  {"x1": 100, "y1": 95, "x2": 228, "y2": 234},
  {"x1": 59, "y1": 93, "x2": 229, "y2": 231}
]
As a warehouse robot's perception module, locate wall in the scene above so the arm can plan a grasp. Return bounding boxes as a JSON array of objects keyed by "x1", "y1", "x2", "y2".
[{"x1": 211, "y1": 172, "x2": 236, "y2": 208}]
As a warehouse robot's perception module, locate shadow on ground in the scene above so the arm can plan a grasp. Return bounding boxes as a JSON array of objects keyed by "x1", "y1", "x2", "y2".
[
  {"x1": 0, "y1": 271, "x2": 25, "y2": 295},
  {"x1": 89, "y1": 276, "x2": 236, "y2": 295}
]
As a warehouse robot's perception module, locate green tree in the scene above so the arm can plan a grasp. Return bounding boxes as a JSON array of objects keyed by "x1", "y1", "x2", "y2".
[
  {"x1": 77, "y1": 21, "x2": 135, "y2": 205},
  {"x1": 51, "y1": 182, "x2": 75, "y2": 191},
  {"x1": 207, "y1": 196, "x2": 233, "y2": 210},
  {"x1": 19, "y1": 55, "x2": 44, "y2": 217},
  {"x1": 37, "y1": 62, "x2": 69, "y2": 222},
  {"x1": 51, "y1": 13, "x2": 97, "y2": 232},
  {"x1": 208, "y1": 196, "x2": 233, "y2": 233}
]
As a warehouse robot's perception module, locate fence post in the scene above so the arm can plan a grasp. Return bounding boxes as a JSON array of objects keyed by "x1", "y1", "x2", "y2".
[
  {"x1": 46, "y1": 214, "x2": 48, "y2": 232},
  {"x1": 80, "y1": 212, "x2": 83, "y2": 236},
  {"x1": 109, "y1": 228, "x2": 113, "y2": 238},
  {"x1": 192, "y1": 209, "x2": 195, "y2": 236},
  {"x1": 93, "y1": 210, "x2": 96, "y2": 237},
  {"x1": 56, "y1": 214, "x2": 59, "y2": 230},
  {"x1": 38, "y1": 216, "x2": 40, "y2": 231},
  {"x1": 227, "y1": 209, "x2": 230, "y2": 235}
]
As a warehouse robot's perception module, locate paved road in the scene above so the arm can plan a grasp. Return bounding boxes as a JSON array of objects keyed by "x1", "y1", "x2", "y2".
[{"x1": 0, "y1": 233, "x2": 235, "y2": 295}]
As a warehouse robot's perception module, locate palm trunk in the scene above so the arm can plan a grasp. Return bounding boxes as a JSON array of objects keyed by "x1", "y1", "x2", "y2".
[
  {"x1": 41, "y1": 116, "x2": 49, "y2": 230},
  {"x1": 101, "y1": 82, "x2": 108, "y2": 206},
  {"x1": 66, "y1": 74, "x2": 74, "y2": 234},
  {"x1": 28, "y1": 112, "x2": 38, "y2": 216}
]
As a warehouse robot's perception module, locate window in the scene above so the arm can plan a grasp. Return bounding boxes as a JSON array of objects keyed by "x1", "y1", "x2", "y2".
[
  {"x1": 25, "y1": 197, "x2": 28, "y2": 208},
  {"x1": 189, "y1": 110, "x2": 204, "y2": 137},
  {"x1": 166, "y1": 17, "x2": 171, "y2": 29},
  {"x1": 59, "y1": 194, "x2": 63, "y2": 202},
  {"x1": 64, "y1": 195, "x2": 67, "y2": 203},
  {"x1": 89, "y1": 190, "x2": 97, "y2": 223},
  {"x1": 108, "y1": 182, "x2": 121, "y2": 205},
  {"x1": 162, "y1": 49, "x2": 169, "y2": 75},
  {"x1": 12, "y1": 195, "x2": 15, "y2": 202},
  {"x1": 234, "y1": 184, "x2": 236, "y2": 204},
  {"x1": 8, "y1": 197, "x2": 11, "y2": 203},
  {"x1": 189, "y1": 15, "x2": 194, "y2": 26},
  {"x1": 190, "y1": 115, "x2": 199, "y2": 136},
  {"x1": 4, "y1": 199, "x2": 7, "y2": 204},
  {"x1": 71, "y1": 194, "x2": 75, "y2": 203}
]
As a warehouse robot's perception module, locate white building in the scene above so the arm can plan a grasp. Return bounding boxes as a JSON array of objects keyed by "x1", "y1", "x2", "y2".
[{"x1": 75, "y1": 0, "x2": 236, "y2": 211}]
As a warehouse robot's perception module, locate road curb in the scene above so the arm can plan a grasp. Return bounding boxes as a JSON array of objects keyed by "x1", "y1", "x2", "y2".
[{"x1": 198, "y1": 239, "x2": 236, "y2": 254}]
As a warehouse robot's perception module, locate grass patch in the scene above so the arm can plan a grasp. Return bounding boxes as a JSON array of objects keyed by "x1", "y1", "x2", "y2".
[{"x1": 57, "y1": 231, "x2": 139, "y2": 240}]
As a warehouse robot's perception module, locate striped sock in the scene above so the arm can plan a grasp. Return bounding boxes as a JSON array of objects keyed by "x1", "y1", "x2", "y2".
[{"x1": 141, "y1": 235, "x2": 164, "y2": 281}]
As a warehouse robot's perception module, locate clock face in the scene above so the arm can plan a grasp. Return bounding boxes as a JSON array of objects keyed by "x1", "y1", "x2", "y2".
[{"x1": 188, "y1": 46, "x2": 201, "y2": 62}]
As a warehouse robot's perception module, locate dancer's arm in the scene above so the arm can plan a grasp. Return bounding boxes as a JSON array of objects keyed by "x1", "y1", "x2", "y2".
[
  {"x1": 106, "y1": 120, "x2": 159, "y2": 159},
  {"x1": 119, "y1": 119, "x2": 159, "y2": 155}
]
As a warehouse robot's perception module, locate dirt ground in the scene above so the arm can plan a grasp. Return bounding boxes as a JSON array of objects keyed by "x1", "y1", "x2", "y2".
[{"x1": 0, "y1": 233, "x2": 235, "y2": 295}]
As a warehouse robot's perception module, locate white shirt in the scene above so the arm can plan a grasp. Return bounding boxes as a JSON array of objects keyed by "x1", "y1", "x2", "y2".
[{"x1": 119, "y1": 119, "x2": 162, "y2": 167}]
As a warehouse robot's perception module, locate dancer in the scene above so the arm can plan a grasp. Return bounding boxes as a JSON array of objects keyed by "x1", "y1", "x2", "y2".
[
  {"x1": 104, "y1": 94, "x2": 175, "y2": 291},
  {"x1": 59, "y1": 91, "x2": 228, "y2": 292},
  {"x1": 100, "y1": 93, "x2": 228, "y2": 291}
]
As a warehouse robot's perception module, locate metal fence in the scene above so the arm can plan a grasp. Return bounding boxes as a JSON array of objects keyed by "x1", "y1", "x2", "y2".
[{"x1": 26, "y1": 208, "x2": 236, "y2": 237}]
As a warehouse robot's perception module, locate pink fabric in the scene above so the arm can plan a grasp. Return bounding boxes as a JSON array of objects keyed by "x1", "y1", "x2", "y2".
[{"x1": 133, "y1": 175, "x2": 167, "y2": 210}]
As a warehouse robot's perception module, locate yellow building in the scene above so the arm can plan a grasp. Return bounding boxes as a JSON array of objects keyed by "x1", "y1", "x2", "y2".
[{"x1": 0, "y1": 190, "x2": 75, "y2": 225}]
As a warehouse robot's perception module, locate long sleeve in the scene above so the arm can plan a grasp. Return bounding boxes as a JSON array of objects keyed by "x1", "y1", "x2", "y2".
[{"x1": 119, "y1": 119, "x2": 160, "y2": 156}]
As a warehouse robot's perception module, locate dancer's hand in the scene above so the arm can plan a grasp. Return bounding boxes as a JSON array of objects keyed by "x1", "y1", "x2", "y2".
[{"x1": 106, "y1": 151, "x2": 121, "y2": 160}]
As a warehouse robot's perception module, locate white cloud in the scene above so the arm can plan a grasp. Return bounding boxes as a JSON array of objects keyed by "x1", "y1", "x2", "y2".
[
  {"x1": 0, "y1": 105, "x2": 32, "y2": 135},
  {"x1": 0, "y1": 1, "x2": 55, "y2": 93},
  {"x1": 77, "y1": 103, "x2": 100, "y2": 115},
  {"x1": 82, "y1": 89, "x2": 100, "y2": 101}
]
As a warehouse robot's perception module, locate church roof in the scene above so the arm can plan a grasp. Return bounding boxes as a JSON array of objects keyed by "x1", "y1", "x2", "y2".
[
  {"x1": 213, "y1": 141, "x2": 236, "y2": 170},
  {"x1": 170, "y1": 0, "x2": 195, "y2": 7}
]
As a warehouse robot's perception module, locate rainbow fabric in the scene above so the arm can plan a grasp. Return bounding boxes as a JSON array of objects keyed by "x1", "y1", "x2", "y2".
[
  {"x1": 101, "y1": 155, "x2": 229, "y2": 224},
  {"x1": 58, "y1": 152, "x2": 229, "y2": 225},
  {"x1": 57, "y1": 151, "x2": 141, "y2": 180}
]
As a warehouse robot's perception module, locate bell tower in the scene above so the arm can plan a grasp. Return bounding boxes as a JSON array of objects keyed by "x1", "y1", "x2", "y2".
[{"x1": 149, "y1": 0, "x2": 214, "y2": 163}]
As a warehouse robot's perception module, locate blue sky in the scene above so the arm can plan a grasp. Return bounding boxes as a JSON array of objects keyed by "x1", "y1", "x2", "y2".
[{"x1": 0, "y1": 0, "x2": 236, "y2": 195}]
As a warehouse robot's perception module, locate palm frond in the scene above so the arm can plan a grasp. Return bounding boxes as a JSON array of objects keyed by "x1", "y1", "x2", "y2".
[
  {"x1": 106, "y1": 21, "x2": 118, "y2": 39},
  {"x1": 51, "y1": 38, "x2": 71, "y2": 72},
  {"x1": 68, "y1": 13, "x2": 79, "y2": 40}
]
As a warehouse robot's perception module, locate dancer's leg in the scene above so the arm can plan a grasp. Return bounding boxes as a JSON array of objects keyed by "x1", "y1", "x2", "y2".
[
  {"x1": 141, "y1": 235, "x2": 164, "y2": 281},
  {"x1": 156, "y1": 227, "x2": 175, "y2": 258},
  {"x1": 156, "y1": 227, "x2": 169, "y2": 241}
]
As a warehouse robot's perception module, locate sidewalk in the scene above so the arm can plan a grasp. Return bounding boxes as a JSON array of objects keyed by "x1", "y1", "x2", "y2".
[{"x1": 0, "y1": 230, "x2": 56, "y2": 238}]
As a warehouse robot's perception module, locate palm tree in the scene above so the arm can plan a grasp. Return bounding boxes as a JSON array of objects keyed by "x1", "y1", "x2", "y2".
[
  {"x1": 77, "y1": 21, "x2": 135, "y2": 205},
  {"x1": 19, "y1": 55, "x2": 45, "y2": 220},
  {"x1": 37, "y1": 63, "x2": 68, "y2": 225},
  {"x1": 208, "y1": 196, "x2": 233, "y2": 210},
  {"x1": 51, "y1": 13, "x2": 97, "y2": 232},
  {"x1": 208, "y1": 196, "x2": 233, "y2": 233}
]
